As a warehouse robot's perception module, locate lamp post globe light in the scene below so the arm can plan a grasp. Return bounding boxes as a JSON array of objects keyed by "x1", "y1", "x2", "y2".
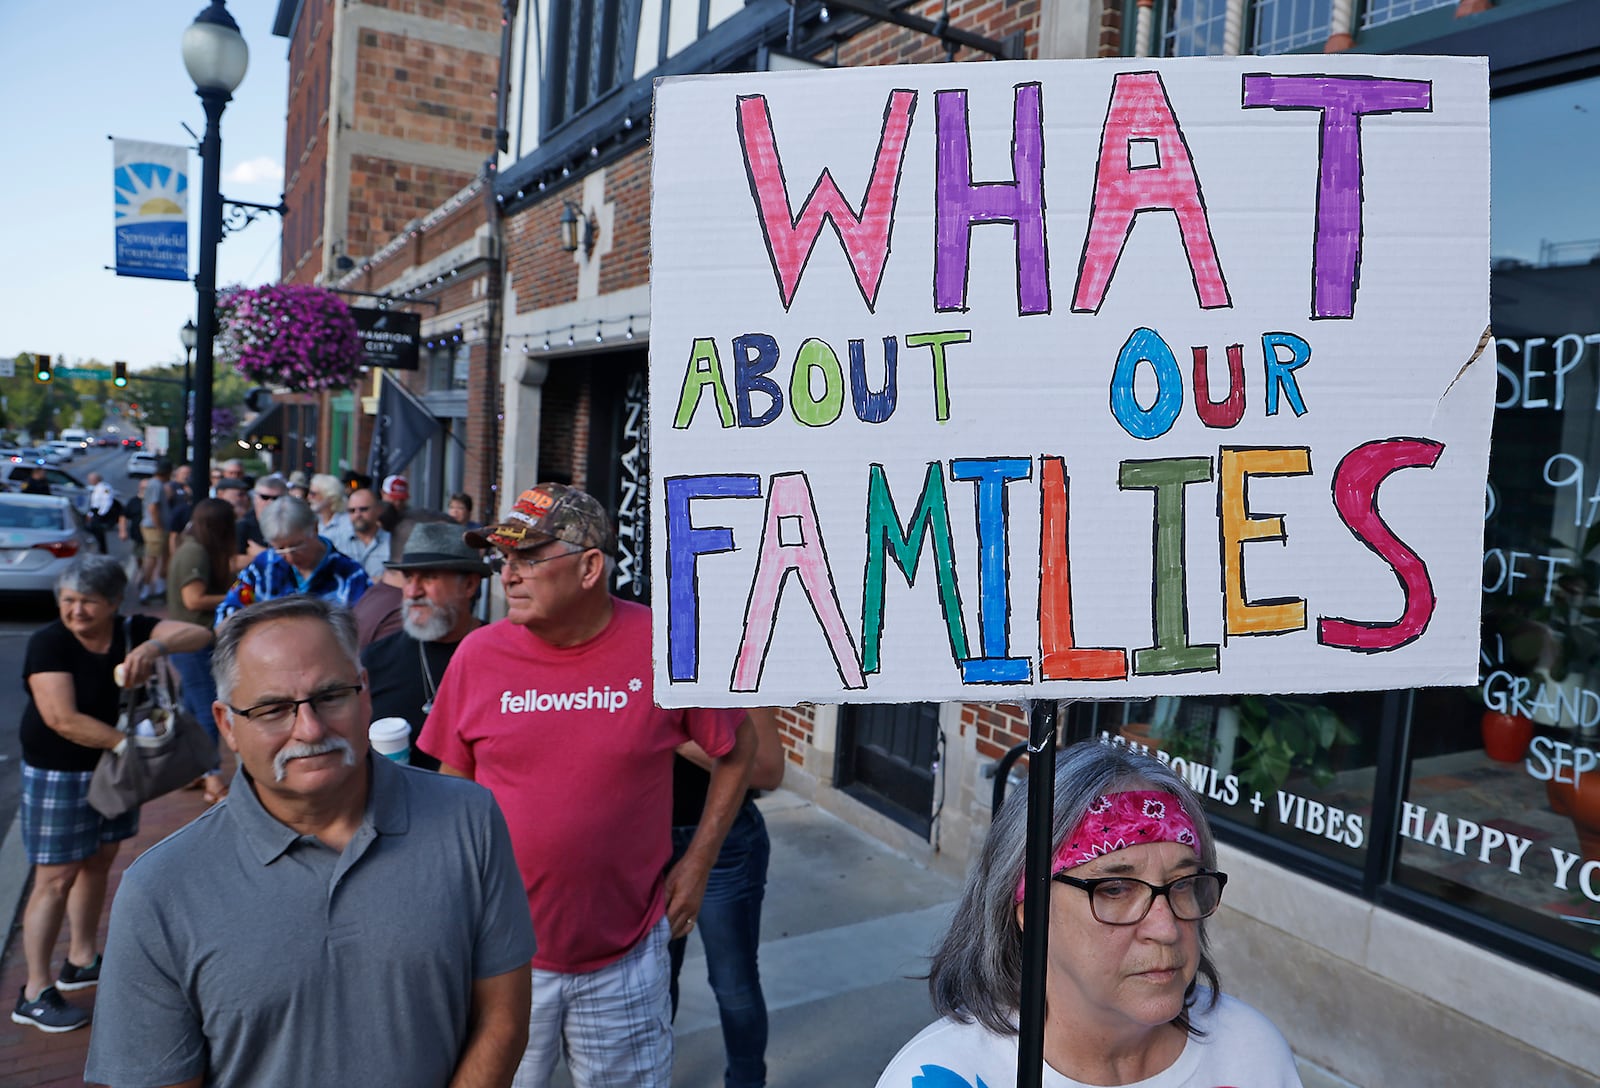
[
  {"x1": 179, "y1": 319, "x2": 198, "y2": 465},
  {"x1": 182, "y1": 0, "x2": 248, "y2": 480}
]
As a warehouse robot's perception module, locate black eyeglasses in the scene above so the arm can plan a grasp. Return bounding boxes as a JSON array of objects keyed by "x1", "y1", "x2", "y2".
[
  {"x1": 489, "y1": 543, "x2": 583, "y2": 576},
  {"x1": 225, "y1": 683, "x2": 364, "y2": 734},
  {"x1": 1051, "y1": 870, "x2": 1227, "y2": 925}
]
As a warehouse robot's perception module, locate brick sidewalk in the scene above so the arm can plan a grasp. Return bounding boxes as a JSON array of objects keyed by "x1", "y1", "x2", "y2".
[{"x1": 0, "y1": 766, "x2": 229, "y2": 1088}]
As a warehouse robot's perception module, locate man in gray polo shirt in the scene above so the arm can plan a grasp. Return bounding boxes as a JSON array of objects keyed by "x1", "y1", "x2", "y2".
[{"x1": 85, "y1": 596, "x2": 534, "y2": 1088}]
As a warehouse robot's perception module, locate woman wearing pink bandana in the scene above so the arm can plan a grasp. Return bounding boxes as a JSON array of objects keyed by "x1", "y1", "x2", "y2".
[{"x1": 876, "y1": 743, "x2": 1301, "y2": 1087}]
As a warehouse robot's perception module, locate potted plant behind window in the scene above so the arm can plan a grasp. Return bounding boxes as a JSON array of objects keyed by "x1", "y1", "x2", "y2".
[{"x1": 1232, "y1": 695, "x2": 1358, "y2": 801}]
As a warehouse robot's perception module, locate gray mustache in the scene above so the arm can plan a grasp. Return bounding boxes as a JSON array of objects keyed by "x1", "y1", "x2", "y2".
[{"x1": 273, "y1": 736, "x2": 356, "y2": 782}]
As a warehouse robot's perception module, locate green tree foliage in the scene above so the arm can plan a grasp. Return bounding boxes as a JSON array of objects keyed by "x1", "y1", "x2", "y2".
[{"x1": 2, "y1": 352, "x2": 257, "y2": 453}]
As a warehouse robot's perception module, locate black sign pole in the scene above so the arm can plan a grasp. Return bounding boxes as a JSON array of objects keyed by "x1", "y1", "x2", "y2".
[{"x1": 1016, "y1": 699, "x2": 1058, "y2": 1088}]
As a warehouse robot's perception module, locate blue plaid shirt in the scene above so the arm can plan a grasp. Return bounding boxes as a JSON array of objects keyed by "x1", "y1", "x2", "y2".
[{"x1": 216, "y1": 536, "x2": 371, "y2": 624}]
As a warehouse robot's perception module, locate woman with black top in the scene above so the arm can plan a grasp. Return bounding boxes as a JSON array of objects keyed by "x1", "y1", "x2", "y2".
[{"x1": 12, "y1": 555, "x2": 211, "y2": 1034}]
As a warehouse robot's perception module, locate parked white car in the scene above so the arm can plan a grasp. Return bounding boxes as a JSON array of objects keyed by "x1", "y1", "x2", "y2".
[
  {"x1": 127, "y1": 451, "x2": 160, "y2": 478},
  {"x1": 0, "y1": 493, "x2": 92, "y2": 595}
]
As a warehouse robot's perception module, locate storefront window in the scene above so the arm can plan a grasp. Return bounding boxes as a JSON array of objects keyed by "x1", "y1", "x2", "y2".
[
  {"x1": 1394, "y1": 75, "x2": 1600, "y2": 964},
  {"x1": 1081, "y1": 691, "x2": 1380, "y2": 867},
  {"x1": 428, "y1": 344, "x2": 469, "y2": 392}
]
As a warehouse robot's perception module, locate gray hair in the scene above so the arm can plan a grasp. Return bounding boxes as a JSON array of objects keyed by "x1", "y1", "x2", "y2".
[
  {"x1": 212, "y1": 596, "x2": 360, "y2": 703},
  {"x1": 55, "y1": 554, "x2": 128, "y2": 604},
  {"x1": 259, "y1": 495, "x2": 317, "y2": 542},
  {"x1": 309, "y1": 473, "x2": 345, "y2": 511},
  {"x1": 928, "y1": 739, "x2": 1220, "y2": 1037},
  {"x1": 255, "y1": 473, "x2": 289, "y2": 495}
]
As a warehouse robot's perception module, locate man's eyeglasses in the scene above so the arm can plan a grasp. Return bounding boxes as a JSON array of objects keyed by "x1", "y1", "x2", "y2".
[
  {"x1": 1050, "y1": 870, "x2": 1227, "y2": 926},
  {"x1": 225, "y1": 683, "x2": 365, "y2": 733},
  {"x1": 253, "y1": 490, "x2": 283, "y2": 502},
  {"x1": 347, "y1": 503, "x2": 374, "y2": 513},
  {"x1": 490, "y1": 543, "x2": 582, "y2": 577}
]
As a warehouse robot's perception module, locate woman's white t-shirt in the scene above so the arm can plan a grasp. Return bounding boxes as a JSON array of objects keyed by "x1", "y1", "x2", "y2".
[{"x1": 875, "y1": 991, "x2": 1303, "y2": 1087}]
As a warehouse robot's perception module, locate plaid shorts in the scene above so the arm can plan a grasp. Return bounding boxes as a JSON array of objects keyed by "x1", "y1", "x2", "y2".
[
  {"x1": 515, "y1": 916, "x2": 672, "y2": 1088},
  {"x1": 20, "y1": 764, "x2": 140, "y2": 865}
]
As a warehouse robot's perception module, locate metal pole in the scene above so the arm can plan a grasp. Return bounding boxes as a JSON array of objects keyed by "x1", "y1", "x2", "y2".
[
  {"x1": 182, "y1": 346, "x2": 194, "y2": 467},
  {"x1": 1016, "y1": 700, "x2": 1058, "y2": 1088},
  {"x1": 192, "y1": 88, "x2": 229, "y2": 482}
]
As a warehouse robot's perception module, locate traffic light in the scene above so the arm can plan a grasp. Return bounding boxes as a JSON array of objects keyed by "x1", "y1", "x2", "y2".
[
  {"x1": 113, "y1": 361, "x2": 128, "y2": 387},
  {"x1": 33, "y1": 354, "x2": 51, "y2": 382}
]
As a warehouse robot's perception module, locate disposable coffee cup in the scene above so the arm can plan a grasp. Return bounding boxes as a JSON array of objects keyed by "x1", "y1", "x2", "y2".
[{"x1": 369, "y1": 717, "x2": 412, "y2": 764}]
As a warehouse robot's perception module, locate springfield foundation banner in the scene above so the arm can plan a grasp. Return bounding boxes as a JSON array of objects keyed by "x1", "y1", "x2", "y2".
[
  {"x1": 113, "y1": 138, "x2": 189, "y2": 281},
  {"x1": 648, "y1": 56, "x2": 1492, "y2": 708}
]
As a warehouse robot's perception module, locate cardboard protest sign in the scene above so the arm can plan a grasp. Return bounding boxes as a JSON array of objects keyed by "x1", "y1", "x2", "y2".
[{"x1": 648, "y1": 56, "x2": 1491, "y2": 707}]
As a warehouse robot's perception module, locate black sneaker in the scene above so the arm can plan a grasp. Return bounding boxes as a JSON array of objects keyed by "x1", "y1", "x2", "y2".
[
  {"x1": 11, "y1": 986, "x2": 89, "y2": 1033},
  {"x1": 57, "y1": 954, "x2": 102, "y2": 992}
]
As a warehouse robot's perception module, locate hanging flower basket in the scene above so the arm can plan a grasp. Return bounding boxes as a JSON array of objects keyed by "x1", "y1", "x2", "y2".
[{"x1": 216, "y1": 284, "x2": 363, "y2": 392}]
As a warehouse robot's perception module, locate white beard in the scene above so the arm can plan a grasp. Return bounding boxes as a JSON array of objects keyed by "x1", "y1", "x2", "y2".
[{"x1": 403, "y1": 599, "x2": 457, "y2": 642}]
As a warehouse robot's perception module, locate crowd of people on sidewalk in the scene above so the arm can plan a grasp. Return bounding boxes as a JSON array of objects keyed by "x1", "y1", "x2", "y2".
[{"x1": 12, "y1": 473, "x2": 1302, "y2": 1088}]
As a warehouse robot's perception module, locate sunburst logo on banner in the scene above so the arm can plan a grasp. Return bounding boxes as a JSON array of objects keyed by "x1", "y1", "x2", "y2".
[
  {"x1": 115, "y1": 161, "x2": 187, "y2": 222},
  {"x1": 112, "y1": 138, "x2": 189, "y2": 281}
]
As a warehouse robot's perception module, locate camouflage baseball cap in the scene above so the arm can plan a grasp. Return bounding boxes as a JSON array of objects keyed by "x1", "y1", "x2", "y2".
[{"x1": 465, "y1": 483, "x2": 616, "y2": 555}]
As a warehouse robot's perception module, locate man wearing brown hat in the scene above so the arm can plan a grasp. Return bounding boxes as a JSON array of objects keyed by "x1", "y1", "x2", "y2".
[
  {"x1": 418, "y1": 483, "x2": 755, "y2": 1088},
  {"x1": 361, "y1": 521, "x2": 489, "y2": 772}
]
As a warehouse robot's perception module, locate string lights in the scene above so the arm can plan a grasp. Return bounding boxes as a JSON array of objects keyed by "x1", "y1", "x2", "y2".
[{"x1": 502, "y1": 313, "x2": 648, "y2": 353}]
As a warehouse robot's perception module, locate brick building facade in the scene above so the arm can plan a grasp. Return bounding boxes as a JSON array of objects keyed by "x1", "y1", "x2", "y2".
[{"x1": 271, "y1": 0, "x2": 501, "y2": 511}]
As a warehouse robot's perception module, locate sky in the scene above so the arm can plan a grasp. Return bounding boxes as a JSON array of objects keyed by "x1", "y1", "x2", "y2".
[{"x1": 0, "y1": 1, "x2": 289, "y2": 373}]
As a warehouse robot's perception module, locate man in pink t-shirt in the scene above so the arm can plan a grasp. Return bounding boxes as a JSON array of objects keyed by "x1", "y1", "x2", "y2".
[{"x1": 420, "y1": 484, "x2": 754, "y2": 1088}]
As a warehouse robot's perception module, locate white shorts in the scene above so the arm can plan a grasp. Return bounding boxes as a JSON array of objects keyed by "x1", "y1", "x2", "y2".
[{"x1": 513, "y1": 916, "x2": 672, "y2": 1088}]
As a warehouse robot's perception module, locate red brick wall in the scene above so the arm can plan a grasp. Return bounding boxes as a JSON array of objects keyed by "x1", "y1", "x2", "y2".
[
  {"x1": 282, "y1": 0, "x2": 333, "y2": 283},
  {"x1": 1098, "y1": 0, "x2": 1124, "y2": 57},
  {"x1": 963, "y1": 703, "x2": 1030, "y2": 762},
  {"x1": 362, "y1": 0, "x2": 501, "y2": 29},
  {"x1": 598, "y1": 151, "x2": 651, "y2": 295},
  {"x1": 830, "y1": 0, "x2": 1040, "y2": 66},
  {"x1": 344, "y1": 9, "x2": 499, "y2": 260},
  {"x1": 504, "y1": 198, "x2": 580, "y2": 313},
  {"x1": 775, "y1": 708, "x2": 812, "y2": 768}
]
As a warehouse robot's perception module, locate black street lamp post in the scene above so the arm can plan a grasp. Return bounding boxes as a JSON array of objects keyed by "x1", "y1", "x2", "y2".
[
  {"x1": 179, "y1": 319, "x2": 198, "y2": 465},
  {"x1": 182, "y1": 0, "x2": 248, "y2": 481}
]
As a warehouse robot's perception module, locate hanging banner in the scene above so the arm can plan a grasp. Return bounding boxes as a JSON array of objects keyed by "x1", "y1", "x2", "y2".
[
  {"x1": 113, "y1": 139, "x2": 189, "y2": 281},
  {"x1": 353, "y1": 307, "x2": 422, "y2": 370},
  {"x1": 648, "y1": 55, "x2": 1493, "y2": 708},
  {"x1": 367, "y1": 374, "x2": 438, "y2": 481}
]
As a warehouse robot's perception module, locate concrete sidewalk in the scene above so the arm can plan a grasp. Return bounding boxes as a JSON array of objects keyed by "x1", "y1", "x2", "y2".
[{"x1": 669, "y1": 791, "x2": 959, "y2": 1087}]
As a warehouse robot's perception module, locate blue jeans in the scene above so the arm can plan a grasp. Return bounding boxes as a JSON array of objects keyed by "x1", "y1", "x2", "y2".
[
  {"x1": 169, "y1": 647, "x2": 221, "y2": 772},
  {"x1": 668, "y1": 800, "x2": 770, "y2": 1088}
]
